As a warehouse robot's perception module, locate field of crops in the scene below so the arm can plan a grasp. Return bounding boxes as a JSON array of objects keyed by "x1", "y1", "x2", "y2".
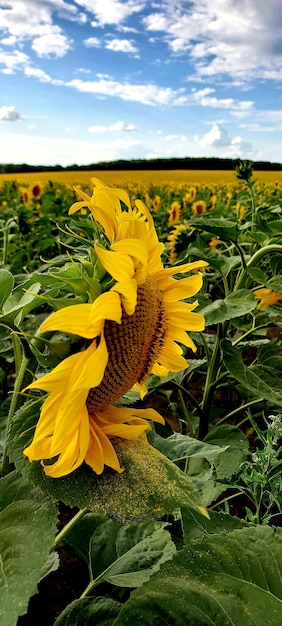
[
  {"x1": 1, "y1": 163, "x2": 282, "y2": 626},
  {"x1": 1, "y1": 168, "x2": 282, "y2": 187}
]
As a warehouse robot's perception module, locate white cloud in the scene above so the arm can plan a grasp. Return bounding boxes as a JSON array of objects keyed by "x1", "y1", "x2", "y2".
[
  {"x1": 24, "y1": 66, "x2": 62, "y2": 84},
  {"x1": 0, "y1": 105, "x2": 20, "y2": 121},
  {"x1": 0, "y1": 49, "x2": 29, "y2": 74},
  {"x1": 89, "y1": 120, "x2": 138, "y2": 132},
  {"x1": 143, "y1": 0, "x2": 282, "y2": 82},
  {"x1": 66, "y1": 77, "x2": 186, "y2": 106},
  {"x1": 31, "y1": 30, "x2": 72, "y2": 57},
  {"x1": 75, "y1": 0, "x2": 145, "y2": 26},
  {"x1": 0, "y1": 1, "x2": 75, "y2": 57},
  {"x1": 83, "y1": 37, "x2": 101, "y2": 48},
  {"x1": 105, "y1": 39, "x2": 139, "y2": 54},
  {"x1": 195, "y1": 123, "x2": 253, "y2": 156},
  {"x1": 0, "y1": 35, "x2": 17, "y2": 46},
  {"x1": 190, "y1": 88, "x2": 254, "y2": 114}
]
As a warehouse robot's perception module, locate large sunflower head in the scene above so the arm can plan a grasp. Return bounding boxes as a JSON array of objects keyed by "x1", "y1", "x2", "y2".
[{"x1": 23, "y1": 179, "x2": 208, "y2": 479}]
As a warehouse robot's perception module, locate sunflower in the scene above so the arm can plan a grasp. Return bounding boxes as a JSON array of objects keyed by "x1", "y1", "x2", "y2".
[
  {"x1": 29, "y1": 181, "x2": 43, "y2": 200},
  {"x1": 168, "y1": 200, "x2": 181, "y2": 226},
  {"x1": 23, "y1": 178, "x2": 208, "y2": 478},
  {"x1": 192, "y1": 200, "x2": 206, "y2": 215},
  {"x1": 254, "y1": 288, "x2": 282, "y2": 310},
  {"x1": 167, "y1": 223, "x2": 194, "y2": 264}
]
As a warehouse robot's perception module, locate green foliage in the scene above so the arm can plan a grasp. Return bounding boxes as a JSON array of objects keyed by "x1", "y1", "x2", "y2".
[
  {"x1": 114, "y1": 526, "x2": 282, "y2": 626},
  {"x1": 0, "y1": 471, "x2": 58, "y2": 626},
  {"x1": 0, "y1": 167, "x2": 282, "y2": 624}
]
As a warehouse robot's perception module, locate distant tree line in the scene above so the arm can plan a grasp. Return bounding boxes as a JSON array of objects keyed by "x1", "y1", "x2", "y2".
[{"x1": 1, "y1": 157, "x2": 282, "y2": 174}]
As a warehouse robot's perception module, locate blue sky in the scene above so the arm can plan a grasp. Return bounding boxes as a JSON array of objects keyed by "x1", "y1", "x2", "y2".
[{"x1": 0, "y1": 0, "x2": 281, "y2": 166}]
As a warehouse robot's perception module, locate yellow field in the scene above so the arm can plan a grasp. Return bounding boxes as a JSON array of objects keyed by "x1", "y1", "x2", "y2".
[{"x1": 1, "y1": 169, "x2": 282, "y2": 187}]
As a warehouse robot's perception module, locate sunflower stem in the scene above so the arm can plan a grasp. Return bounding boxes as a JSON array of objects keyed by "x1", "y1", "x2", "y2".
[
  {"x1": 51, "y1": 507, "x2": 88, "y2": 551},
  {"x1": 178, "y1": 388, "x2": 195, "y2": 435},
  {"x1": 234, "y1": 244, "x2": 282, "y2": 292},
  {"x1": 1, "y1": 351, "x2": 30, "y2": 476},
  {"x1": 199, "y1": 331, "x2": 221, "y2": 439}
]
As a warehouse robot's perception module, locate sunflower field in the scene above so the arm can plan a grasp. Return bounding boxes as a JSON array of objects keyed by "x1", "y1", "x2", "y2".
[{"x1": 0, "y1": 163, "x2": 282, "y2": 626}]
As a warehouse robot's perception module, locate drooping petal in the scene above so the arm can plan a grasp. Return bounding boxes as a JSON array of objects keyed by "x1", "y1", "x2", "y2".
[
  {"x1": 94, "y1": 244, "x2": 135, "y2": 282},
  {"x1": 86, "y1": 420, "x2": 123, "y2": 473},
  {"x1": 40, "y1": 292, "x2": 122, "y2": 338},
  {"x1": 157, "y1": 339, "x2": 189, "y2": 371},
  {"x1": 111, "y1": 239, "x2": 148, "y2": 267},
  {"x1": 111, "y1": 279, "x2": 138, "y2": 315}
]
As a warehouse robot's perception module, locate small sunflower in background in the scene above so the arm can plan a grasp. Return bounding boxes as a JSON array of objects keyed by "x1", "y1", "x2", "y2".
[
  {"x1": 29, "y1": 181, "x2": 44, "y2": 201},
  {"x1": 167, "y1": 223, "x2": 194, "y2": 264},
  {"x1": 192, "y1": 199, "x2": 206, "y2": 215},
  {"x1": 168, "y1": 200, "x2": 181, "y2": 226},
  {"x1": 19, "y1": 186, "x2": 32, "y2": 206},
  {"x1": 23, "y1": 178, "x2": 208, "y2": 479}
]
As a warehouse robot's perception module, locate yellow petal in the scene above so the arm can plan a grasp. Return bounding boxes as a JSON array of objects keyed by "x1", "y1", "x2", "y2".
[
  {"x1": 157, "y1": 340, "x2": 188, "y2": 371},
  {"x1": 40, "y1": 292, "x2": 122, "y2": 338},
  {"x1": 111, "y1": 239, "x2": 148, "y2": 267},
  {"x1": 162, "y1": 260, "x2": 209, "y2": 277},
  {"x1": 111, "y1": 279, "x2": 137, "y2": 316},
  {"x1": 95, "y1": 244, "x2": 134, "y2": 282},
  {"x1": 166, "y1": 325, "x2": 197, "y2": 350},
  {"x1": 162, "y1": 274, "x2": 203, "y2": 300},
  {"x1": 86, "y1": 421, "x2": 123, "y2": 473}
]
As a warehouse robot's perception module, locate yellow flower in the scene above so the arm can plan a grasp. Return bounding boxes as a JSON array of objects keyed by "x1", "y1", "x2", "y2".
[
  {"x1": 19, "y1": 186, "x2": 32, "y2": 205},
  {"x1": 23, "y1": 178, "x2": 208, "y2": 478},
  {"x1": 209, "y1": 238, "x2": 223, "y2": 251},
  {"x1": 152, "y1": 194, "x2": 161, "y2": 211},
  {"x1": 167, "y1": 223, "x2": 193, "y2": 264},
  {"x1": 210, "y1": 194, "x2": 217, "y2": 209},
  {"x1": 189, "y1": 186, "x2": 197, "y2": 201},
  {"x1": 192, "y1": 200, "x2": 206, "y2": 215},
  {"x1": 254, "y1": 288, "x2": 282, "y2": 310},
  {"x1": 168, "y1": 200, "x2": 181, "y2": 226},
  {"x1": 29, "y1": 181, "x2": 43, "y2": 200}
]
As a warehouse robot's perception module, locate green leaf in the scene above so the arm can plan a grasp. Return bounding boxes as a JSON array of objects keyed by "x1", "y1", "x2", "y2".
[
  {"x1": 188, "y1": 216, "x2": 238, "y2": 242},
  {"x1": 0, "y1": 471, "x2": 58, "y2": 626},
  {"x1": 54, "y1": 597, "x2": 122, "y2": 626},
  {"x1": 114, "y1": 527, "x2": 282, "y2": 626},
  {"x1": 90, "y1": 519, "x2": 176, "y2": 587},
  {"x1": 222, "y1": 339, "x2": 282, "y2": 407},
  {"x1": 266, "y1": 275, "x2": 282, "y2": 294},
  {"x1": 201, "y1": 289, "x2": 257, "y2": 325},
  {"x1": 147, "y1": 430, "x2": 228, "y2": 464},
  {"x1": 62, "y1": 512, "x2": 108, "y2": 562},
  {"x1": 7, "y1": 401, "x2": 208, "y2": 521},
  {"x1": 187, "y1": 425, "x2": 249, "y2": 506},
  {"x1": 181, "y1": 508, "x2": 250, "y2": 543},
  {"x1": 203, "y1": 425, "x2": 249, "y2": 480},
  {"x1": 0, "y1": 269, "x2": 14, "y2": 311},
  {"x1": 247, "y1": 267, "x2": 267, "y2": 283}
]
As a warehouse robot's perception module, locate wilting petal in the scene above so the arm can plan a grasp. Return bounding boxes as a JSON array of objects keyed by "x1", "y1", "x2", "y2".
[
  {"x1": 95, "y1": 244, "x2": 135, "y2": 282},
  {"x1": 111, "y1": 279, "x2": 138, "y2": 315}
]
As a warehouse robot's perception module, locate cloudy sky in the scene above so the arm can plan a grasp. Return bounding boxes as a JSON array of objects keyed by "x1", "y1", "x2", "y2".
[{"x1": 0, "y1": 0, "x2": 281, "y2": 166}]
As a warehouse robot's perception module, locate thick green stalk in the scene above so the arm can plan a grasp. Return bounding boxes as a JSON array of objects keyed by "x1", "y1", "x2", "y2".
[{"x1": 234, "y1": 244, "x2": 282, "y2": 292}]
